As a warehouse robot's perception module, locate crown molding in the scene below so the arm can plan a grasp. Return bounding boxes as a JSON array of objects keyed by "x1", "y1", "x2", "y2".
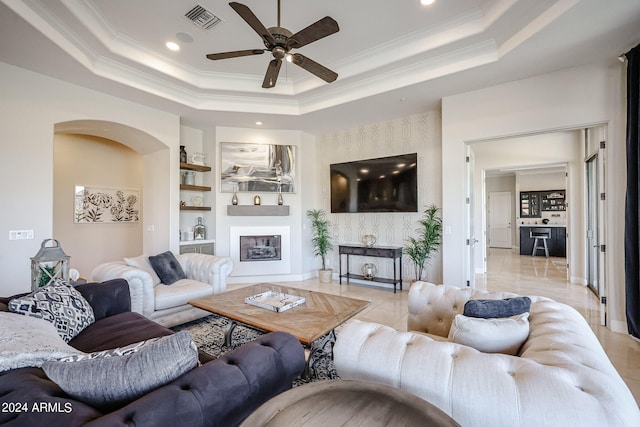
[{"x1": 3, "y1": 0, "x2": 577, "y2": 117}]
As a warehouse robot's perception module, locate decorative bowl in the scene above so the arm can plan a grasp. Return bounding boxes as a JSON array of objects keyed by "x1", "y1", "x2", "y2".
[{"x1": 361, "y1": 234, "x2": 377, "y2": 248}]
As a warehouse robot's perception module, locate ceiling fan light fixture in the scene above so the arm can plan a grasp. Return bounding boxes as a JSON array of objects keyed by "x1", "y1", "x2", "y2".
[{"x1": 206, "y1": 2, "x2": 339, "y2": 88}]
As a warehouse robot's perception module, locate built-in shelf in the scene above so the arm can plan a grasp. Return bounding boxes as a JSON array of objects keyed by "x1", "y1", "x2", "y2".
[
  {"x1": 181, "y1": 206, "x2": 212, "y2": 211},
  {"x1": 180, "y1": 162, "x2": 211, "y2": 172},
  {"x1": 180, "y1": 184, "x2": 212, "y2": 191},
  {"x1": 227, "y1": 205, "x2": 290, "y2": 216}
]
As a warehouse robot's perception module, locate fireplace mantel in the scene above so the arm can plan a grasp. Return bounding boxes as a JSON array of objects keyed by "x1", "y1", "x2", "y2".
[{"x1": 227, "y1": 205, "x2": 289, "y2": 216}]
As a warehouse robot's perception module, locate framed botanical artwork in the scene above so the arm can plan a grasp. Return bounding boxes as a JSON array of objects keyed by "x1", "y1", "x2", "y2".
[
  {"x1": 74, "y1": 186, "x2": 139, "y2": 223},
  {"x1": 220, "y1": 142, "x2": 296, "y2": 193}
]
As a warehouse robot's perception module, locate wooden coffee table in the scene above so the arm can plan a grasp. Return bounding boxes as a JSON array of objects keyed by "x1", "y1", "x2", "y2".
[{"x1": 189, "y1": 283, "x2": 370, "y2": 347}]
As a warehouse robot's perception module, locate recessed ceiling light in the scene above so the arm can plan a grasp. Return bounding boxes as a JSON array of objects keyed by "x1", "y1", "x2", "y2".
[
  {"x1": 255, "y1": 121, "x2": 263, "y2": 125},
  {"x1": 166, "y1": 41, "x2": 180, "y2": 51},
  {"x1": 421, "y1": 0, "x2": 436, "y2": 5},
  {"x1": 176, "y1": 32, "x2": 194, "y2": 43}
]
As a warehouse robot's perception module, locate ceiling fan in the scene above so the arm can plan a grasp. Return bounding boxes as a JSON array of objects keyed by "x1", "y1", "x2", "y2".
[{"x1": 206, "y1": 1, "x2": 339, "y2": 88}]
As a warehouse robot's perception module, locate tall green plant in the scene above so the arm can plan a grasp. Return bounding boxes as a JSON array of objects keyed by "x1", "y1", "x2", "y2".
[
  {"x1": 306, "y1": 209, "x2": 333, "y2": 270},
  {"x1": 404, "y1": 204, "x2": 442, "y2": 281}
]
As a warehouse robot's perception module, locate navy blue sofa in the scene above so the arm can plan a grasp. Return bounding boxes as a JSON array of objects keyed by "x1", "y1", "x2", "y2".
[{"x1": 0, "y1": 279, "x2": 306, "y2": 427}]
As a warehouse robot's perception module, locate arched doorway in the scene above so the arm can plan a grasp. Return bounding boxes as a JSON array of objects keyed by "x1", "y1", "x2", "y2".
[{"x1": 53, "y1": 120, "x2": 170, "y2": 277}]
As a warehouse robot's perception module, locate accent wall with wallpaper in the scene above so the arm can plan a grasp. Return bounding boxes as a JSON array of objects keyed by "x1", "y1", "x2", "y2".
[{"x1": 317, "y1": 111, "x2": 443, "y2": 285}]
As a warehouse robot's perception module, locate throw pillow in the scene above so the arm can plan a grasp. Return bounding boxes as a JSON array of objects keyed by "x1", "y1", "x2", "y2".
[
  {"x1": 0, "y1": 312, "x2": 84, "y2": 372},
  {"x1": 42, "y1": 331, "x2": 198, "y2": 409},
  {"x1": 448, "y1": 313, "x2": 530, "y2": 355},
  {"x1": 8, "y1": 280, "x2": 95, "y2": 342},
  {"x1": 463, "y1": 296, "x2": 532, "y2": 318},
  {"x1": 148, "y1": 251, "x2": 186, "y2": 285},
  {"x1": 56, "y1": 337, "x2": 161, "y2": 362},
  {"x1": 124, "y1": 254, "x2": 162, "y2": 285}
]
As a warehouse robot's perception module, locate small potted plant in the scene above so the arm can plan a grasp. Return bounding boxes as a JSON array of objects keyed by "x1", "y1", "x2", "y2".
[
  {"x1": 306, "y1": 209, "x2": 334, "y2": 283},
  {"x1": 404, "y1": 204, "x2": 443, "y2": 282}
]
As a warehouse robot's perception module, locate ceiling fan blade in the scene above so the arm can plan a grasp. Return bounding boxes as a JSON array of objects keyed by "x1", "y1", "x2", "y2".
[
  {"x1": 262, "y1": 59, "x2": 282, "y2": 88},
  {"x1": 206, "y1": 49, "x2": 265, "y2": 60},
  {"x1": 229, "y1": 2, "x2": 276, "y2": 47},
  {"x1": 287, "y1": 17, "x2": 339, "y2": 49},
  {"x1": 291, "y1": 53, "x2": 338, "y2": 83}
]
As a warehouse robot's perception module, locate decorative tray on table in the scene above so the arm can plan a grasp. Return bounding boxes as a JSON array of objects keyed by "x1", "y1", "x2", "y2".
[{"x1": 245, "y1": 291, "x2": 306, "y2": 313}]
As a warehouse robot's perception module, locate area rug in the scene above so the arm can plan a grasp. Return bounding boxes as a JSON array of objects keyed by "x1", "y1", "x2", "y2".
[{"x1": 171, "y1": 314, "x2": 339, "y2": 386}]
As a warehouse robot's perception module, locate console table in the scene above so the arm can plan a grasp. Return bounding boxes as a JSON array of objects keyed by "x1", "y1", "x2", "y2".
[{"x1": 339, "y1": 245, "x2": 403, "y2": 293}]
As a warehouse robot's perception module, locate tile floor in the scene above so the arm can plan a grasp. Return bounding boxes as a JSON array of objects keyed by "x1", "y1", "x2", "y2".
[{"x1": 230, "y1": 246, "x2": 640, "y2": 404}]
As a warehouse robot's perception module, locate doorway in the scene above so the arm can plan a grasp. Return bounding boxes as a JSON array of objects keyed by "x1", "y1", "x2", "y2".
[
  {"x1": 467, "y1": 126, "x2": 605, "y2": 316},
  {"x1": 584, "y1": 125, "x2": 607, "y2": 326}
]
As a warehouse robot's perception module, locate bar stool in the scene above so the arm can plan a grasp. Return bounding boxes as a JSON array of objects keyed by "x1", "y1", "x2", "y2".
[{"x1": 530, "y1": 227, "x2": 551, "y2": 257}]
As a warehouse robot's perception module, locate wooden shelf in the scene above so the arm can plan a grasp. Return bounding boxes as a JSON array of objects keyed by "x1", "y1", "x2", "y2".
[
  {"x1": 180, "y1": 206, "x2": 212, "y2": 211},
  {"x1": 180, "y1": 184, "x2": 212, "y2": 191},
  {"x1": 180, "y1": 162, "x2": 211, "y2": 172}
]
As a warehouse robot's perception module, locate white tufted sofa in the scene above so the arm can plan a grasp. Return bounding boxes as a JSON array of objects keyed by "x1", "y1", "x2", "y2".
[
  {"x1": 334, "y1": 281, "x2": 640, "y2": 427},
  {"x1": 91, "y1": 253, "x2": 232, "y2": 328}
]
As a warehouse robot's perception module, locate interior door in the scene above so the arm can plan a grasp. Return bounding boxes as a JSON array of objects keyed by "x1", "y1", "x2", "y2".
[
  {"x1": 488, "y1": 191, "x2": 512, "y2": 248},
  {"x1": 586, "y1": 126, "x2": 607, "y2": 326},
  {"x1": 586, "y1": 155, "x2": 599, "y2": 295},
  {"x1": 465, "y1": 146, "x2": 477, "y2": 288}
]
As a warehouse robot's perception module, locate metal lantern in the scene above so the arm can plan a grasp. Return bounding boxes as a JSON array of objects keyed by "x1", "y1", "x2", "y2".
[{"x1": 30, "y1": 239, "x2": 70, "y2": 290}]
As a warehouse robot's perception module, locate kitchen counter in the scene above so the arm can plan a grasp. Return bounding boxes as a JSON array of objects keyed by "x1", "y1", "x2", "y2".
[{"x1": 519, "y1": 226, "x2": 566, "y2": 257}]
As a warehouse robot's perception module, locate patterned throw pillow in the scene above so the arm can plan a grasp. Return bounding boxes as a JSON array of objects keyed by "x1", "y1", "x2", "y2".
[
  {"x1": 56, "y1": 337, "x2": 161, "y2": 362},
  {"x1": 8, "y1": 280, "x2": 95, "y2": 342}
]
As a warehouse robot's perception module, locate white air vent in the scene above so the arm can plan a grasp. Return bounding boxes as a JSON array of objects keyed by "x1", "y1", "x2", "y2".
[{"x1": 185, "y1": 4, "x2": 222, "y2": 30}]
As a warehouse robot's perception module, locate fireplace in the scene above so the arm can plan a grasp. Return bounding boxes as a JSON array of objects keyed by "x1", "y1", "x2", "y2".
[
  {"x1": 230, "y1": 226, "x2": 290, "y2": 276},
  {"x1": 240, "y1": 235, "x2": 281, "y2": 262}
]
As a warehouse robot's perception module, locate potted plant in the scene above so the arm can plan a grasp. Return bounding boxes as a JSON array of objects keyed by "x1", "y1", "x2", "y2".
[
  {"x1": 404, "y1": 204, "x2": 443, "y2": 282},
  {"x1": 306, "y1": 209, "x2": 334, "y2": 283}
]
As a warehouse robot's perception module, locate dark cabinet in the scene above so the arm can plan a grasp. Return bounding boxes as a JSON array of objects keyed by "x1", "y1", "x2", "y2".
[
  {"x1": 520, "y1": 190, "x2": 565, "y2": 218},
  {"x1": 519, "y1": 227, "x2": 566, "y2": 257},
  {"x1": 520, "y1": 192, "x2": 540, "y2": 218}
]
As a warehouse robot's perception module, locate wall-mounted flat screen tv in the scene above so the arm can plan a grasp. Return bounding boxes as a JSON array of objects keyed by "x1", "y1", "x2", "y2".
[{"x1": 330, "y1": 153, "x2": 418, "y2": 213}]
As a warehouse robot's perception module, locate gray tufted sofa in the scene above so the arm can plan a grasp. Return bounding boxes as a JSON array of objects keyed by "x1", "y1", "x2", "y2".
[
  {"x1": 0, "y1": 279, "x2": 305, "y2": 427},
  {"x1": 334, "y1": 281, "x2": 640, "y2": 427}
]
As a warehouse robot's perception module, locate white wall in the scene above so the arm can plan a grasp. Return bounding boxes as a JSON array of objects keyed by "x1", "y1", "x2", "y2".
[
  {"x1": 442, "y1": 62, "x2": 627, "y2": 333},
  {"x1": 0, "y1": 62, "x2": 180, "y2": 295},
  {"x1": 318, "y1": 111, "x2": 443, "y2": 285}
]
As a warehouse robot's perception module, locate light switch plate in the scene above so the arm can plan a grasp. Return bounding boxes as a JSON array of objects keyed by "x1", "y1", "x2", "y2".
[{"x1": 9, "y1": 230, "x2": 34, "y2": 240}]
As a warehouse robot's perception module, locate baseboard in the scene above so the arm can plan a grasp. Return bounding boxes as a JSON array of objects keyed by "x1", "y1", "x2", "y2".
[
  {"x1": 569, "y1": 275, "x2": 587, "y2": 285},
  {"x1": 227, "y1": 274, "x2": 307, "y2": 284},
  {"x1": 610, "y1": 319, "x2": 628, "y2": 334}
]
